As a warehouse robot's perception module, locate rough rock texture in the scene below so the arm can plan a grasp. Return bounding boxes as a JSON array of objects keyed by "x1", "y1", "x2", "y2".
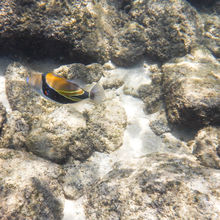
[
  {"x1": 70, "y1": 100, "x2": 127, "y2": 159},
  {"x1": 0, "y1": 0, "x2": 203, "y2": 66},
  {"x1": 129, "y1": 0, "x2": 202, "y2": 61},
  {"x1": 62, "y1": 158, "x2": 106, "y2": 200},
  {"x1": 0, "y1": 0, "x2": 127, "y2": 63},
  {"x1": 138, "y1": 66, "x2": 163, "y2": 114},
  {"x1": 84, "y1": 153, "x2": 220, "y2": 219},
  {"x1": 0, "y1": 102, "x2": 6, "y2": 135},
  {"x1": 162, "y1": 47, "x2": 220, "y2": 127},
  {"x1": 187, "y1": 0, "x2": 218, "y2": 8},
  {"x1": 191, "y1": 126, "x2": 220, "y2": 169},
  {"x1": 110, "y1": 22, "x2": 146, "y2": 66},
  {"x1": 0, "y1": 149, "x2": 64, "y2": 220},
  {"x1": 5, "y1": 62, "x2": 127, "y2": 163},
  {"x1": 26, "y1": 106, "x2": 86, "y2": 164},
  {"x1": 202, "y1": 13, "x2": 220, "y2": 58},
  {"x1": 53, "y1": 63, "x2": 104, "y2": 84},
  {"x1": 0, "y1": 110, "x2": 29, "y2": 150},
  {"x1": 149, "y1": 111, "x2": 171, "y2": 136}
]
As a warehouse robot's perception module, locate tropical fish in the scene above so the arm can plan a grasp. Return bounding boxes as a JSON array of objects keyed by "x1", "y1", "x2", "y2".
[{"x1": 27, "y1": 72, "x2": 105, "y2": 104}]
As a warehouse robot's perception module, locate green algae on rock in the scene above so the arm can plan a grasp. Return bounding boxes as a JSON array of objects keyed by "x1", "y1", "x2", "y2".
[{"x1": 162, "y1": 47, "x2": 220, "y2": 127}]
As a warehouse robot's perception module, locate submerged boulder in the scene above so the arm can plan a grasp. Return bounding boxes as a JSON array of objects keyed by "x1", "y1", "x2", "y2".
[
  {"x1": 84, "y1": 153, "x2": 220, "y2": 219},
  {"x1": 191, "y1": 126, "x2": 220, "y2": 169},
  {"x1": 0, "y1": 0, "x2": 203, "y2": 66},
  {"x1": 0, "y1": 110, "x2": 29, "y2": 150},
  {"x1": 110, "y1": 22, "x2": 146, "y2": 66},
  {"x1": 53, "y1": 63, "x2": 104, "y2": 84},
  {"x1": 162, "y1": 47, "x2": 220, "y2": 127},
  {"x1": 129, "y1": 0, "x2": 203, "y2": 61},
  {"x1": 0, "y1": 0, "x2": 127, "y2": 63},
  {"x1": 203, "y1": 14, "x2": 220, "y2": 58},
  {"x1": 0, "y1": 149, "x2": 64, "y2": 219}
]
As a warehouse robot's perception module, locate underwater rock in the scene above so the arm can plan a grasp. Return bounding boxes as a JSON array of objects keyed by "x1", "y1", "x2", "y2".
[
  {"x1": 26, "y1": 106, "x2": 87, "y2": 164},
  {"x1": 53, "y1": 63, "x2": 104, "y2": 84},
  {"x1": 138, "y1": 69, "x2": 163, "y2": 114},
  {"x1": 0, "y1": 149, "x2": 64, "y2": 220},
  {"x1": 5, "y1": 62, "x2": 78, "y2": 163},
  {"x1": 62, "y1": 160, "x2": 100, "y2": 200},
  {"x1": 138, "y1": 84, "x2": 162, "y2": 114},
  {"x1": 0, "y1": 0, "x2": 128, "y2": 64},
  {"x1": 191, "y1": 126, "x2": 220, "y2": 169},
  {"x1": 162, "y1": 47, "x2": 220, "y2": 127},
  {"x1": 69, "y1": 100, "x2": 127, "y2": 159},
  {"x1": 84, "y1": 153, "x2": 220, "y2": 219},
  {"x1": 0, "y1": 0, "x2": 203, "y2": 66},
  {"x1": 86, "y1": 100, "x2": 127, "y2": 152},
  {"x1": 5, "y1": 62, "x2": 42, "y2": 118},
  {"x1": 149, "y1": 111, "x2": 171, "y2": 136},
  {"x1": 203, "y1": 14, "x2": 220, "y2": 58},
  {"x1": 0, "y1": 110, "x2": 29, "y2": 150},
  {"x1": 129, "y1": 0, "x2": 202, "y2": 61},
  {"x1": 102, "y1": 77, "x2": 124, "y2": 90},
  {"x1": 0, "y1": 102, "x2": 6, "y2": 135},
  {"x1": 110, "y1": 22, "x2": 146, "y2": 66}
]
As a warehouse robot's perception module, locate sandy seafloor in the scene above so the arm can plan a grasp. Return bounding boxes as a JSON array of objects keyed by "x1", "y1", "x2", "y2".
[{"x1": 0, "y1": 57, "x2": 193, "y2": 220}]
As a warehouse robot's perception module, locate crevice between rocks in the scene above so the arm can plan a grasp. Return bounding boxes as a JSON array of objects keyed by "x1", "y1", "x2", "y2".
[{"x1": 0, "y1": 36, "x2": 98, "y2": 65}]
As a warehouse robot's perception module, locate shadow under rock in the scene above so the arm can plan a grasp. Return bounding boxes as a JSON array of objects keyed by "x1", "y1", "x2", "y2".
[
  {"x1": 170, "y1": 124, "x2": 199, "y2": 142},
  {"x1": 0, "y1": 35, "x2": 98, "y2": 66},
  {"x1": 22, "y1": 177, "x2": 63, "y2": 220}
]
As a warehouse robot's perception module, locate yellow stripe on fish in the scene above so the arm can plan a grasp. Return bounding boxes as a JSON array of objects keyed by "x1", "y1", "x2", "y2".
[
  {"x1": 56, "y1": 88, "x2": 85, "y2": 96},
  {"x1": 45, "y1": 73, "x2": 80, "y2": 91}
]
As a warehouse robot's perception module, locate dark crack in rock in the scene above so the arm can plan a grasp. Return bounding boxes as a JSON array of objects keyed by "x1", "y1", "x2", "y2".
[{"x1": 0, "y1": 103, "x2": 7, "y2": 135}]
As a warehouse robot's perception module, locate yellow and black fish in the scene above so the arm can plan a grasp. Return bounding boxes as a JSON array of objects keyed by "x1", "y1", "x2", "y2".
[{"x1": 27, "y1": 72, "x2": 105, "y2": 104}]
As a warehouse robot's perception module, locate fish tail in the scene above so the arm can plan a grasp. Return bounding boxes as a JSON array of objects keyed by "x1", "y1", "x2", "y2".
[{"x1": 89, "y1": 83, "x2": 105, "y2": 104}]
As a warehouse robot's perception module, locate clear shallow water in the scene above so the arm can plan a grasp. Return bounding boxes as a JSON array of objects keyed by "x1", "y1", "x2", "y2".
[{"x1": 0, "y1": 57, "x2": 195, "y2": 220}]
